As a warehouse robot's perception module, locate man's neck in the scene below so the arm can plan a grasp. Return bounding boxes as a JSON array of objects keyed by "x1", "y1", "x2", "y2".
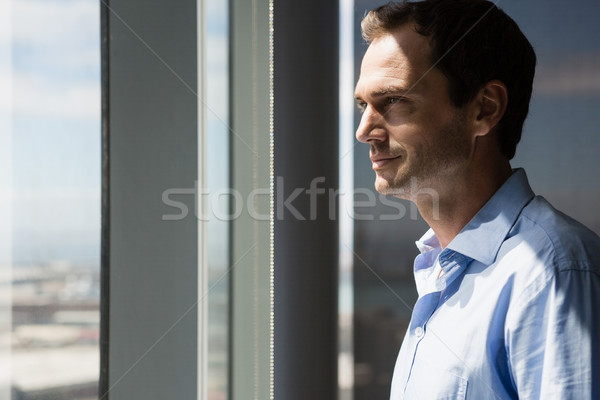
[{"x1": 416, "y1": 162, "x2": 513, "y2": 249}]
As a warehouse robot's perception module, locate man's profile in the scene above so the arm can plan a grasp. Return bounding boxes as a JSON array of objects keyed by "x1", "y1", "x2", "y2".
[{"x1": 354, "y1": 1, "x2": 600, "y2": 399}]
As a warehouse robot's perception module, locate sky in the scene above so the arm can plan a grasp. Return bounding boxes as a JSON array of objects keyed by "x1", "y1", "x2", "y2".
[
  {"x1": 5, "y1": 0, "x2": 231, "y2": 266},
  {"x1": 9, "y1": 0, "x2": 101, "y2": 265}
]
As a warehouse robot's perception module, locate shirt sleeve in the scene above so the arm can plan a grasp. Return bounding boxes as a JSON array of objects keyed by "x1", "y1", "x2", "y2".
[{"x1": 505, "y1": 263, "x2": 600, "y2": 399}]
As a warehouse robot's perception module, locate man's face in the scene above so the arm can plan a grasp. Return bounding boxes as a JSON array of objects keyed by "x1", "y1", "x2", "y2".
[{"x1": 354, "y1": 25, "x2": 472, "y2": 198}]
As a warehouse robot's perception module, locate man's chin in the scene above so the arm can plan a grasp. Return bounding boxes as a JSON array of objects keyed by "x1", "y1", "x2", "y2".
[
  {"x1": 375, "y1": 178, "x2": 402, "y2": 196},
  {"x1": 375, "y1": 174, "x2": 415, "y2": 198}
]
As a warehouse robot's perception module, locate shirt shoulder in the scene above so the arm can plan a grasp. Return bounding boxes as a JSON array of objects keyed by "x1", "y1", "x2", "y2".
[
  {"x1": 517, "y1": 196, "x2": 600, "y2": 267},
  {"x1": 501, "y1": 195, "x2": 600, "y2": 300}
]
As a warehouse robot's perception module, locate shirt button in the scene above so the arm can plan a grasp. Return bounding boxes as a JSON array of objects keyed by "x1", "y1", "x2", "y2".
[{"x1": 414, "y1": 326, "x2": 424, "y2": 338}]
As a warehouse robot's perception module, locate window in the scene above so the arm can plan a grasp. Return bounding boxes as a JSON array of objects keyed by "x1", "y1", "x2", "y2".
[
  {"x1": 4, "y1": 0, "x2": 101, "y2": 398},
  {"x1": 7, "y1": 0, "x2": 598, "y2": 399}
]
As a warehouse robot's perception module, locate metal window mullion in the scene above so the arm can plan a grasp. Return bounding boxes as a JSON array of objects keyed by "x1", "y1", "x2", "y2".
[
  {"x1": 230, "y1": 0, "x2": 273, "y2": 398},
  {"x1": 103, "y1": 0, "x2": 201, "y2": 398}
]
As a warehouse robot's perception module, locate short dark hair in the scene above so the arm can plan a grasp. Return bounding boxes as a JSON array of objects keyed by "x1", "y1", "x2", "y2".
[{"x1": 361, "y1": 0, "x2": 536, "y2": 159}]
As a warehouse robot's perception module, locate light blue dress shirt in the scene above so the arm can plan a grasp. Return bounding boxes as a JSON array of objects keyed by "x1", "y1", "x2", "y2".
[{"x1": 390, "y1": 169, "x2": 600, "y2": 400}]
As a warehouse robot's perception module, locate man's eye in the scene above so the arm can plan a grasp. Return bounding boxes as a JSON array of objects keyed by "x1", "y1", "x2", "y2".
[
  {"x1": 356, "y1": 102, "x2": 367, "y2": 112},
  {"x1": 388, "y1": 97, "x2": 403, "y2": 105}
]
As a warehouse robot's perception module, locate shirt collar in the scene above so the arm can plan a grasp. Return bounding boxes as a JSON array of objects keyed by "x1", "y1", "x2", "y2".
[
  {"x1": 415, "y1": 169, "x2": 535, "y2": 265},
  {"x1": 445, "y1": 168, "x2": 535, "y2": 265},
  {"x1": 415, "y1": 228, "x2": 440, "y2": 254}
]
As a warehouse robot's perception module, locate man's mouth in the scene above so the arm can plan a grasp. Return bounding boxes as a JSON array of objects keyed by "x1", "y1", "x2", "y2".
[{"x1": 370, "y1": 155, "x2": 401, "y2": 170}]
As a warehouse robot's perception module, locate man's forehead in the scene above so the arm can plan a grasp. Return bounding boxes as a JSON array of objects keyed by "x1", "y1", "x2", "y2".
[
  {"x1": 355, "y1": 29, "x2": 432, "y2": 96},
  {"x1": 366, "y1": 26, "x2": 431, "y2": 66},
  {"x1": 361, "y1": 47, "x2": 410, "y2": 74}
]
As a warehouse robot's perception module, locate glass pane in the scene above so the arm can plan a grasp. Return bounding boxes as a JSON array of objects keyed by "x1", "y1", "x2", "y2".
[
  {"x1": 205, "y1": 0, "x2": 230, "y2": 398},
  {"x1": 5, "y1": 0, "x2": 101, "y2": 398},
  {"x1": 350, "y1": 0, "x2": 600, "y2": 398}
]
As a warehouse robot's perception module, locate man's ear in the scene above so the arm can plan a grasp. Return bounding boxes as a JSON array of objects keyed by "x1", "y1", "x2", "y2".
[{"x1": 472, "y1": 80, "x2": 508, "y2": 137}]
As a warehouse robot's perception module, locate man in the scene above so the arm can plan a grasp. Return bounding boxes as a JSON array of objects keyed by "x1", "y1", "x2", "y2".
[{"x1": 354, "y1": 1, "x2": 600, "y2": 399}]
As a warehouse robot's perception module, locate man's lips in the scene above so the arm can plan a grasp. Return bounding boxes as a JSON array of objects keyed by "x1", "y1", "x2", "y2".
[{"x1": 370, "y1": 155, "x2": 401, "y2": 170}]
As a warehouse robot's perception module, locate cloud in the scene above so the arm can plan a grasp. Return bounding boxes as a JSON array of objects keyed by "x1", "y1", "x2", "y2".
[
  {"x1": 12, "y1": 0, "x2": 100, "y2": 75},
  {"x1": 12, "y1": 0, "x2": 99, "y2": 48},
  {"x1": 1, "y1": 0, "x2": 100, "y2": 119},
  {"x1": 13, "y1": 71, "x2": 100, "y2": 119}
]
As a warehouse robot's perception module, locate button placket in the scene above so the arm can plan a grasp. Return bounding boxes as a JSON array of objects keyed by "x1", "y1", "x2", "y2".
[{"x1": 414, "y1": 326, "x2": 424, "y2": 338}]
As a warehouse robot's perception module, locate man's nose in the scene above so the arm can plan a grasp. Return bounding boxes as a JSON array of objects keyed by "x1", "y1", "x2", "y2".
[{"x1": 355, "y1": 106, "x2": 386, "y2": 143}]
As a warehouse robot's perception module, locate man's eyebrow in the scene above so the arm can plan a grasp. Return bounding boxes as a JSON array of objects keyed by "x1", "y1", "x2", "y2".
[
  {"x1": 354, "y1": 85, "x2": 410, "y2": 100},
  {"x1": 373, "y1": 86, "x2": 410, "y2": 96}
]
